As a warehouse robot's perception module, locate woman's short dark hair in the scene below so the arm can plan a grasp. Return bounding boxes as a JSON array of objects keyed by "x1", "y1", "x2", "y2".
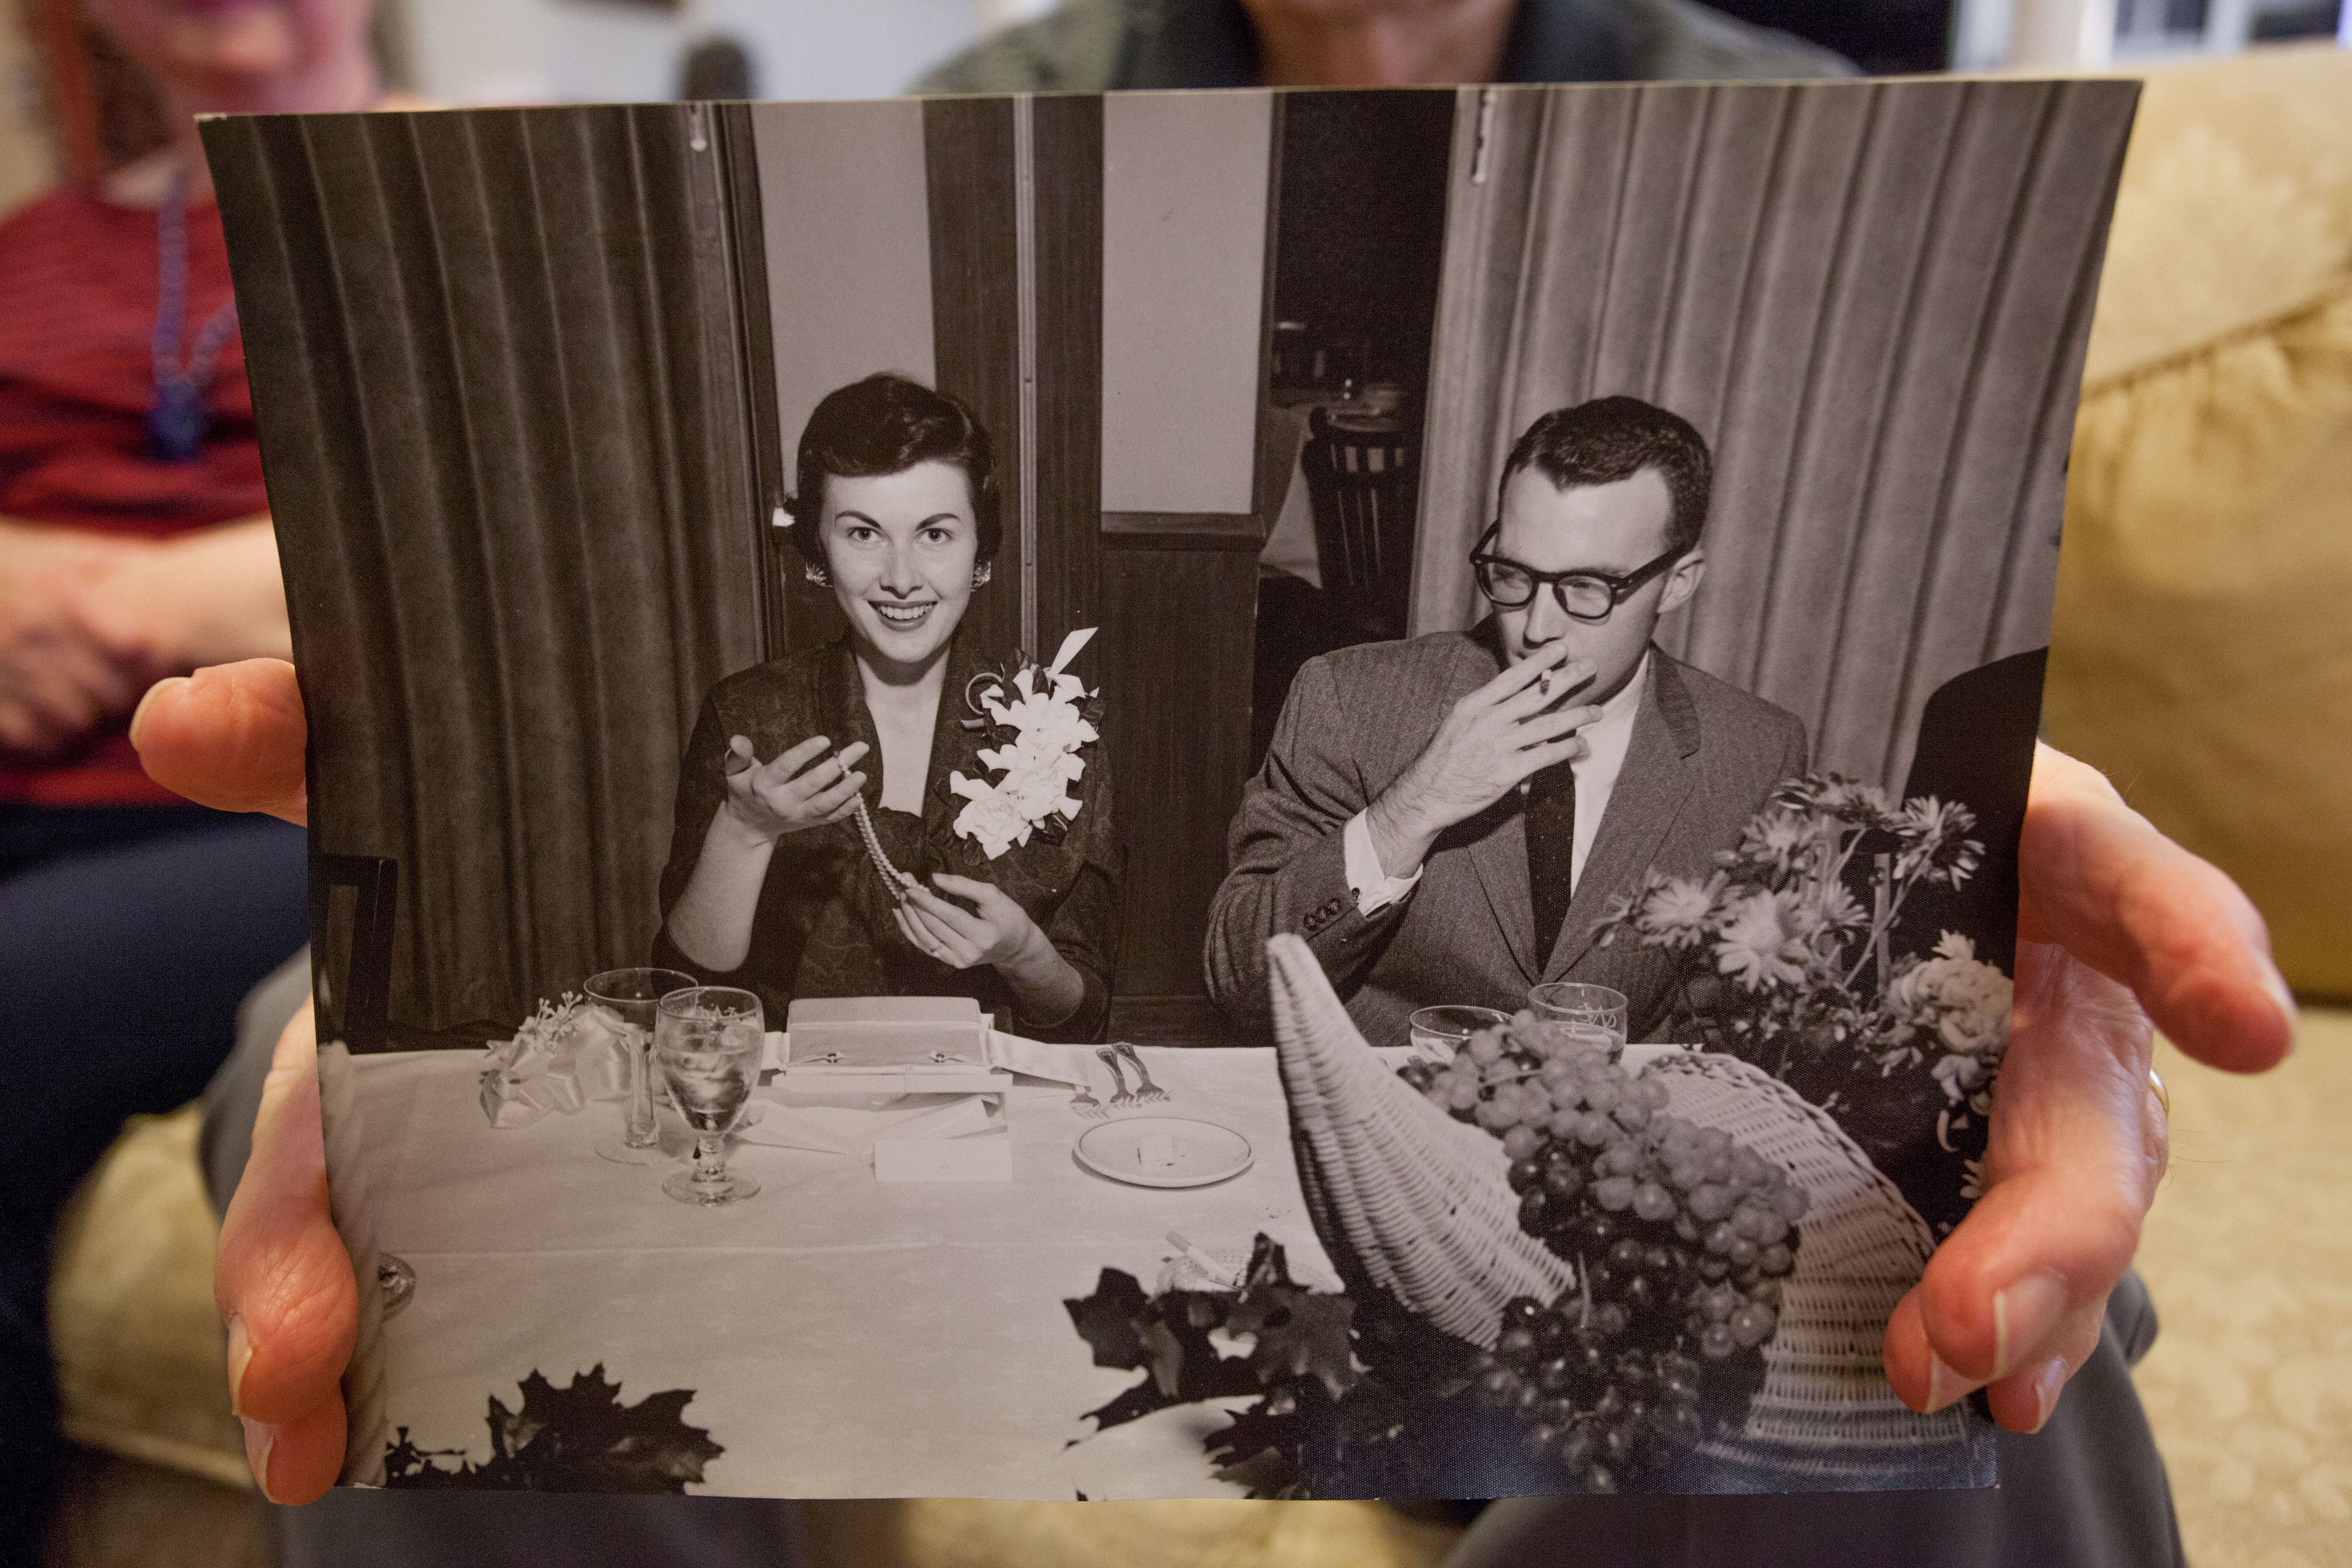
[
  {"x1": 788, "y1": 373, "x2": 1002, "y2": 566},
  {"x1": 1497, "y1": 396, "x2": 1712, "y2": 556}
]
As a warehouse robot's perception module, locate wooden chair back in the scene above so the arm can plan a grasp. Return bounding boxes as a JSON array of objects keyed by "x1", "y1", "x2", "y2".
[{"x1": 1301, "y1": 404, "x2": 1417, "y2": 639}]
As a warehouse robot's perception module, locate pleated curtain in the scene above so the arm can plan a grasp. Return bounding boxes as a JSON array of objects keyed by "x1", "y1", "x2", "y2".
[
  {"x1": 1413, "y1": 79, "x2": 2137, "y2": 786},
  {"x1": 207, "y1": 106, "x2": 765, "y2": 1036}
]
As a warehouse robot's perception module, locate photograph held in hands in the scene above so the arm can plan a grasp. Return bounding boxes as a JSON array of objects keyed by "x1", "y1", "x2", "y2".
[{"x1": 207, "y1": 73, "x2": 2134, "y2": 1501}]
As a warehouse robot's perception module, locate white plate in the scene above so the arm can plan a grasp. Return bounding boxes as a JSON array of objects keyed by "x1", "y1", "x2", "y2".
[{"x1": 1075, "y1": 1117, "x2": 1254, "y2": 1188}]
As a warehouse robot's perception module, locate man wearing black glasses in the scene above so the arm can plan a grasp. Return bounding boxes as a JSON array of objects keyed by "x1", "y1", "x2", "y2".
[{"x1": 1207, "y1": 395, "x2": 1804, "y2": 1045}]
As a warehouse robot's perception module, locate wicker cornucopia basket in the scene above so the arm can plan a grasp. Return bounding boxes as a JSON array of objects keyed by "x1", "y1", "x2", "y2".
[{"x1": 1265, "y1": 934, "x2": 1986, "y2": 1482}]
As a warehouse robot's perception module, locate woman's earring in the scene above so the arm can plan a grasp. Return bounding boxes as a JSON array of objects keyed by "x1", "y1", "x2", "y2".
[
  {"x1": 972, "y1": 563, "x2": 992, "y2": 588},
  {"x1": 804, "y1": 563, "x2": 830, "y2": 587}
]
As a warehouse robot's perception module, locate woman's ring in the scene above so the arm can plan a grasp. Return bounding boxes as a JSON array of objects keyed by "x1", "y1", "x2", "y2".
[{"x1": 2148, "y1": 1067, "x2": 2169, "y2": 1120}]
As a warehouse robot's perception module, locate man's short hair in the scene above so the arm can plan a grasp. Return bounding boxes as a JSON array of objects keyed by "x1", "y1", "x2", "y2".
[{"x1": 1498, "y1": 397, "x2": 1712, "y2": 556}]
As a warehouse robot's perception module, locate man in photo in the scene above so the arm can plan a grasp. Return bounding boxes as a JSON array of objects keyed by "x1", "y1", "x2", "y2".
[{"x1": 1206, "y1": 395, "x2": 1805, "y2": 1044}]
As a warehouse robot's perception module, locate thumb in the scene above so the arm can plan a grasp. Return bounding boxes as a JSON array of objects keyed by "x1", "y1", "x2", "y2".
[
  {"x1": 131, "y1": 659, "x2": 308, "y2": 823},
  {"x1": 216, "y1": 999, "x2": 357, "y2": 1502}
]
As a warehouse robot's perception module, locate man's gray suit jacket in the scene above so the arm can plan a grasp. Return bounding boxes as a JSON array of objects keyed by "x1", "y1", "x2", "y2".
[{"x1": 1205, "y1": 623, "x2": 1807, "y2": 1045}]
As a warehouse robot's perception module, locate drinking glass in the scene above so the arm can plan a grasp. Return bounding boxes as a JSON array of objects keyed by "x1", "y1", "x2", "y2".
[
  {"x1": 1407, "y1": 1005, "x2": 1510, "y2": 1062},
  {"x1": 589, "y1": 968, "x2": 698, "y2": 1166},
  {"x1": 1528, "y1": 981, "x2": 1630, "y2": 1061},
  {"x1": 654, "y1": 986, "x2": 766, "y2": 1206}
]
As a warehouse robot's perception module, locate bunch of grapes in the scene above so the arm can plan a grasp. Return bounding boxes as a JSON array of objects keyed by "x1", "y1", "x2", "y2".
[{"x1": 1398, "y1": 1015, "x2": 1807, "y2": 1488}]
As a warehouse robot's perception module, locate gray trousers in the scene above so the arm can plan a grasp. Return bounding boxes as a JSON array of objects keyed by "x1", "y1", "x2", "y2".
[{"x1": 207, "y1": 956, "x2": 2181, "y2": 1568}]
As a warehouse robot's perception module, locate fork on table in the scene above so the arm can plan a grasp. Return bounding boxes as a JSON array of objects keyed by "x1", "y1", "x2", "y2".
[
  {"x1": 1112, "y1": 1042, "x2": 1170, "y2": 1104},
  {"x1": 1095, "y1": 1045, "x2": 1139, "y2": 1111},
  {"x1": 1068, "y1": 1071, "x2": 1105, "y2": 1119}
]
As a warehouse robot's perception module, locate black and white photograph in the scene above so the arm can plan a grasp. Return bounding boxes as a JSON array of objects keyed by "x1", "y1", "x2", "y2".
[{"x1": 204, "y1": 74, "x2": 2135, "y2": 1501}]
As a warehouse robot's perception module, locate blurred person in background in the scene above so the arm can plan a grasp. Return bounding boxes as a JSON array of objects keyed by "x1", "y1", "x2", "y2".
[
  {"x1": 171, "y1": 2, "x2": 2291, "y2": 1567},
  {"x1": 679, "y1": 33, "x2": 759, "y2": 101},
  {"x1": 916, "y1": 0, "x2": 1848, "y2": 92},
  {"x1": 0, "y1": 0, "x2": 414, "y2": 1554}
]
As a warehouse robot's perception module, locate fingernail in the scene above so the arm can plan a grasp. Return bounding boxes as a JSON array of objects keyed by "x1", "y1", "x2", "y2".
[
  {"x1": 226, "y1": 1313, "x2": 253, "y2": 1417},
  {"x1": 1924, "y1": 1350, "x2": 1980, "y2": 1413},
  {"x1": 2028, "y1": 1358, "x2": 2065, "y2": 1433},
  {"x1": 127, "y1": 675, "x2": 188, "y2": 751},
  {"x1": 241, "y1": 1416, "x2": 278, "y2": 1502},
  {"x1": 1992, "y1": 1272, "x2": 2068, "y2": 1380},
  {"x1": 2261, "y1": 963, "x2": 2298, "y2": 1037}
]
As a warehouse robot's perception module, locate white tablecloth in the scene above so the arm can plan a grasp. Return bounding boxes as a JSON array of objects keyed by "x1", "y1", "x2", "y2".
[{"x1": 351, "y1": 1047, "x2": 1376, "y2": 1499}]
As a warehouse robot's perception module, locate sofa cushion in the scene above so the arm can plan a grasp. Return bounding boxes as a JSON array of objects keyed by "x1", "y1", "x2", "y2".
[
  {"x1": 2046, "y1": 46, "x2": 2352, "y2": 996},
  {"x1": 48, "y1": 1107, "x2": 248, "y2": 1490}
]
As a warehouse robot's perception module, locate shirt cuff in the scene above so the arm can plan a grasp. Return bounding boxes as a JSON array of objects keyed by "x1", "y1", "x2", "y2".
[{"x1": 1343, "y1": 809, "x2": 1423, "y2": 916}]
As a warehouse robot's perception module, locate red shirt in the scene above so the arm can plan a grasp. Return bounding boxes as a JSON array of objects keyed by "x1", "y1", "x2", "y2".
[{"x1": 0, "y1": 185, "x2": 265, "y2": 806}]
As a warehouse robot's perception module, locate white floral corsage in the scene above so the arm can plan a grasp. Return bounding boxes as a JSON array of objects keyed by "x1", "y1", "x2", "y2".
[{"x1": 948, "y1": 627, "x2": 1102, "y2": 859}]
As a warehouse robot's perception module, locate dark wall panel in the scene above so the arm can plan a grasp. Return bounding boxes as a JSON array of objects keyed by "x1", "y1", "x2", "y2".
[
  {"x1": 1034, "y1": 95, "x2": 1105, "y2": 655},
  {"x1": 924, "y1": 97, "x2": 1024, "y2": 662},
  {"x1": 1099, "y1": 542, "x2": 1262, "y2": 1005}
]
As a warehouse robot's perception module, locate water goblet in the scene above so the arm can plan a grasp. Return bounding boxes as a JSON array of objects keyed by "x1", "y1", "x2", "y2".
[
  {"x1": 1528, "y1": 981, "x2": 1630, "y2": 1062},
  {"x1": 1407, "y1": 1004, "x2": 1510, "y2": 1064},
  {"x1": 589, "y1": 967, "x2": 698, "y2": 1166},
  {"x1": 654, "y1": 986, "x2": 766, "y2": 1206}
]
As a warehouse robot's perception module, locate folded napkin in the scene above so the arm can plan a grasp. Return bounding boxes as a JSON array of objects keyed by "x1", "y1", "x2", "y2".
[
  {"x1": 982, "y1": 1030, "x2": 1100, "y2": 1087},
  {"x1": 478, "y1": 1001, "x2": 637, "y2": 1128}
]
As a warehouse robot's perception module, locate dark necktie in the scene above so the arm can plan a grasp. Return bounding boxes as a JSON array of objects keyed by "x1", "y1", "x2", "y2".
[{"x1": 1526, "y1": 760, "x2": 1577, "y2": 965}]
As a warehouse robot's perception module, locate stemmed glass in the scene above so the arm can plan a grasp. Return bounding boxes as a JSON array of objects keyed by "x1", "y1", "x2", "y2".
[
  {"x1": 1529, "y1": 981, "x2": 1630, "y2": 1062},
  {"x1": 653, "y1": 986, "x2": 766, "y2": 1207},
  {"x1": 1407, "y1": 1004, "x2": 1510, "y2": 1063},
  {"x1": 589, "y1": 967, "x2": 698, "y2": 1167}
]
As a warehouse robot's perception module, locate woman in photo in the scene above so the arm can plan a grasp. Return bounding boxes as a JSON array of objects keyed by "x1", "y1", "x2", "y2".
[{"x1": 653, "y1": 372, "x2": 1118, "y2": 1040}]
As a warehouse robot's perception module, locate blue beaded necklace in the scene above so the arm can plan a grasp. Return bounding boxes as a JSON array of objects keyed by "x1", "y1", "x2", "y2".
[{"x1": 149, "y1": 165, "x2": 240, "y2": 463}]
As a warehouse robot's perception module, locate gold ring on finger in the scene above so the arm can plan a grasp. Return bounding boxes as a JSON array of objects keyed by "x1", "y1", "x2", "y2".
[{"x1": 2148, "y1": 1067, "x2": 2170, "y2": 1120}]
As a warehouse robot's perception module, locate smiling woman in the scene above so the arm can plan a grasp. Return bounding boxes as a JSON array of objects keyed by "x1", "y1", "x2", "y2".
[{"x1": 653, "y1": 373, "x2": 1122, "y2": 1041}]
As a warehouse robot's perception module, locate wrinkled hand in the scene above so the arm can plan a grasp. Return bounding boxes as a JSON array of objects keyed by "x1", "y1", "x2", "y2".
[
  {"x1": 894, "y1": 872, "x2": 1049, "y2": 972},
  {"x1": 137, "y1": 664, "x2": 2300, "y2": 1497},
  {"x1": 216, "y1": 996, "x2": 358, "y2": 1501},
  {"x1": 718, "y1": 732, "x2": 869, "y2": 841},
  {"x1": 1365, "y1": 641, "x2": 1601, "y2": 876},
  {"x1": 131, "y1": 659, "x2": 342, "y2": 1500},
  {"x1": 0, "y1": 520, "x2": 155, "y2": 753},
  {"x1": 1881, "y1": 742, "x2": 2295, "y2": 1433}
]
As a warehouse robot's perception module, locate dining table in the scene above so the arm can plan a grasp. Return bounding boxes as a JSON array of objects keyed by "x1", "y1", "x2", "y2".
[{"x1": 339, "y1": 1043, "x2": 1395, "y2": 1499}]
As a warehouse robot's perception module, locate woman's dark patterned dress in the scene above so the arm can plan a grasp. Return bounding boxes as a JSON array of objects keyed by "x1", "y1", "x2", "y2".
[{"x1": 651, "y1": 636, "x2": 1120, "y2": 1041}]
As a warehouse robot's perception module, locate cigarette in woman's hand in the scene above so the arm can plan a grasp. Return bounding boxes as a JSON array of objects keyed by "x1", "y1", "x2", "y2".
[
  {"x1": 724, "y1": 735, "x2": 756, "y2": 776},
  {"x1": 1539, "y1": 670, "x2": 1553, "y2": 698}
]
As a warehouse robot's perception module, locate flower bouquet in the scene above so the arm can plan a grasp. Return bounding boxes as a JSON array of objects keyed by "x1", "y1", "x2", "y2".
[
  {"x1": 1592, "y1": 774, "x2": 2014, "y2": 1217},
  {"x1": 947, "y1": 627, "x2": 1103, "y2": 859}
]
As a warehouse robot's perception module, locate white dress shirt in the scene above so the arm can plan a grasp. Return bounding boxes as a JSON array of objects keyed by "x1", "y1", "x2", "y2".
[{"x1": 1343, "y1": 652, "x2": 1652, "y2": 916}]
